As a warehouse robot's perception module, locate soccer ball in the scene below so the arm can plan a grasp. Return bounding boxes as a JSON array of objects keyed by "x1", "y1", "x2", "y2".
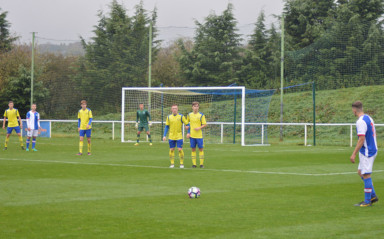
[{"x1": 188, "y1": 187, "x2": 200, "y2": 198}]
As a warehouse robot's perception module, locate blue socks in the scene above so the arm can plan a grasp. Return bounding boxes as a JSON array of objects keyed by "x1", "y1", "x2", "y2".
[
  {"x1": 362, "y1": 177, "x2": 376, "y2": 199},
  {"x1": 363, "y1": 177, "x2": 373, "y2": 203},
  {"x1": 26, "y1": 138, "x2": 37, "y2": 149}
]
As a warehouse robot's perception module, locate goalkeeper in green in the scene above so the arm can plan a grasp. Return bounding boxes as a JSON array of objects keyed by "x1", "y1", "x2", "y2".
[{"x1": 135, "y1": 103, "x2": 152, "y2": 146}]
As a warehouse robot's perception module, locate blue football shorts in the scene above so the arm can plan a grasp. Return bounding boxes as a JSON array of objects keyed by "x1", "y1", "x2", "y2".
[
  {"x1": 169, "y1": 139, "x2": 183, "y2": 149},
  {"x1": 7, "y1": 126, "x2": 21, "y2": 134},
  {"x1": 190, "y1": 138, "x2": 204, "y2": 149},
  {"x1": 79, "y1": 129, "x2": 92, "y2": 137}
]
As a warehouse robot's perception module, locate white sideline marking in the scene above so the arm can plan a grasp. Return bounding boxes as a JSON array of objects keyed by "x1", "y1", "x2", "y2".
[
  {"x1": 207, "y1": 148, "x2": 349, "y2": 153},
  {"x1": 254, "y1": 149, "x2": 349, "y2": 153},
  {"x1": 1, "y1": 157, "x2": 383, "y2": 176}
]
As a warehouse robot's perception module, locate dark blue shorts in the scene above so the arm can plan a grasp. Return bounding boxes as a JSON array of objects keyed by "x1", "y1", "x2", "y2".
[
  {"x1": 169, "y1": 139, "x2": 183, "y2": 149},
  {"x1": 79, "y1": 129, "x2": 92, "y2": 138},
  {"x1": 190, "y1": 138, "x2": 204, "y2": 149},
  {"x1": 7, "y1": 126, "x2": 21, "y2": 134}
]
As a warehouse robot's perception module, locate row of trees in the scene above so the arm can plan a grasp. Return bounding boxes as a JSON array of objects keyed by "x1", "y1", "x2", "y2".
[
  {"x1": 1, "y1": 0, "x2": 384, "y2": 118},
  {"x1": 156, "y1": 0, "x2": 384, "y2": 90},
  {"x1": 176, "y1": 0, "x2": 384, "y2": 90},
  {"x1": 0, "y1": 1, "x2": 157, "y2": 117},
  {"x1": 284, "y1": 0, "x2": 384, "y2": 89},
  {"x1": 153, "y1": 5, "x2": 281, "y2": 89}
]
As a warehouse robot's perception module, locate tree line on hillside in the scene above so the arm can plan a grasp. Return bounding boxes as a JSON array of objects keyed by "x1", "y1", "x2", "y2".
[{"x1": 0, "y1": 0, "x2": 383, "y2": 118}]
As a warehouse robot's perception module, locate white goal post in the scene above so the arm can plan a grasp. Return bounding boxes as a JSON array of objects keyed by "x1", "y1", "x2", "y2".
[{"x1": 121, "y1": 86, "x2": 273, "y2": 146}]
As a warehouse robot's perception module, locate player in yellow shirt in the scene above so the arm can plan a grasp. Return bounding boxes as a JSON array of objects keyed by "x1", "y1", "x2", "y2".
[
  {"x1": 163, "y1": 104, "x2": 189, "y2": 168},
  {"x1": 3, "y1": 101, "x2": 24, "y2": 150},
  {"x1": 77, "y1": 100, "x2": 93, "y2": 156},
  {"x1": 186, "y1": 101, "x2": 207, "y2": 168}
]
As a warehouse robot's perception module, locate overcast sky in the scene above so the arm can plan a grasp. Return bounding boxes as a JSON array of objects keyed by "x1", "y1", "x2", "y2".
[{"x1": 0, "y1": 0, "x2": 284, "y2": 44}]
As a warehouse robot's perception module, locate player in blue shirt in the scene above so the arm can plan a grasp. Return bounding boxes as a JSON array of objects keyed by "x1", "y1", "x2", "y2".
[
  {"x1": 25, "y1": 103, "x2": 46, "y2": 151},
  {"x1": 350, "y1": 101, "x2": 378, "y2": 207}
]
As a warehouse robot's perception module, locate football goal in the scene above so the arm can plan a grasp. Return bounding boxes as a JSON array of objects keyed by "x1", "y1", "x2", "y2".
[{"x1": 121, "y1": 87, "x2": 275, "y2": 146}]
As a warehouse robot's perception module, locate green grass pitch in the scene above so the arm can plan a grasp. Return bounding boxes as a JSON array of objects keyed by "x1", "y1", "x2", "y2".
[{"x1": 0, "y1": 137, "x2": 384, "y2": 238}]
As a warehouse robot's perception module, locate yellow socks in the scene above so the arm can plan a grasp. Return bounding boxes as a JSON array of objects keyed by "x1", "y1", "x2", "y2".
[
  {"x1": 88, "y1": 143, "x2": 91, "y2": 153},
  {"x1": 191, "y1": 151, "x2": 197, "y2": 166},
  {"x1": 4, "y1": 136, "x2": 24, "y2": 147},
  {"x1": 169, "y1": 150, "x2": 175, "y2": 165},
  {"x1": 199, "y1": 151, "x2": 204, "y2": 166},
  {"x1": 5, "y1": 137, "x2": 9, "y2": 147},
  {"x1": 179, "y1": 150, "x2": 184, "y2": 165},
  {"x1": 19, "y1": 136, "x2": 23, "y2": 146},
  {"x1": 79, "y1": 141, "x2": 83, "y2": 153}
]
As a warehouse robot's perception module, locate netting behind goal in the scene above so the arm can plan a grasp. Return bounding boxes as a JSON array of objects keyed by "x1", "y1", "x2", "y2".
[{"x1": 122, "y1": 87, "x2": 275, "y2": 145}]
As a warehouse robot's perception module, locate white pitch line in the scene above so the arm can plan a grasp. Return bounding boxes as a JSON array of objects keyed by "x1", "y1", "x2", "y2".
[
  {"x1": 207, "y1": 148, "x2": 349, "y2": 153},
  {"x1": 0, "y1": 157, "x2": 383, "y2": 176},
  {"x1": 253, "y1": 149, "x2": 349, "y2": 153}
]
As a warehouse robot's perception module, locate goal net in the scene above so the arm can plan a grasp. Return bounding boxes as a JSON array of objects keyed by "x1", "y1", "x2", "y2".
[{"x1": 121, "y1": 87, "x2": 275, "y2": 146}]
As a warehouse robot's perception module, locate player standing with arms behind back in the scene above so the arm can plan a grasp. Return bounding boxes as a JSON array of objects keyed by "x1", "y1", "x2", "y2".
[
  {"x1": 3, "y1": 101, "x2": 24, "y2": 150},
  {"x1": 135, "y1": 103, "x2": 152, "y2": 146},
  {"x1": 350, "y1": 101, "x2": 379, "y2": 207},
  {"x1": 26, "y1": 103, "x2": 46, "y2": 151},
  {"x1": 163, "y1": 104, "x2": 189, "y2": 168},
  {"x1": 77, "y1": 100, "x2": 93, "y2": 156},
  {"x1": 186, "y1": 101, "x2": 207, "y2": 168}
]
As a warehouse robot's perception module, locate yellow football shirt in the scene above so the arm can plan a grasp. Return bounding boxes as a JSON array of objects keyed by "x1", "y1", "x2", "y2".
[
  {"x1": 78, "y1": 108, "x2": 93, "y2": 130},
  {"x1": 187, "y1": 112, "x2": 206, "y2": 139},
  {"x1": 166, "y1": 113, "x2": 188, "y2": 140},
  {"x1": 4, "y1": 109, "x2": 20, "y2": 127}
]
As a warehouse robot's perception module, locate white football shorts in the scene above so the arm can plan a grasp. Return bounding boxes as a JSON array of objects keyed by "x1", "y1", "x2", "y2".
[
  {"x1": 358, "y1": 152, "x2": 377, "y2": 174},
  {"x1": 27, "y1": 129, "x2": 39, "y2": 137}
]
